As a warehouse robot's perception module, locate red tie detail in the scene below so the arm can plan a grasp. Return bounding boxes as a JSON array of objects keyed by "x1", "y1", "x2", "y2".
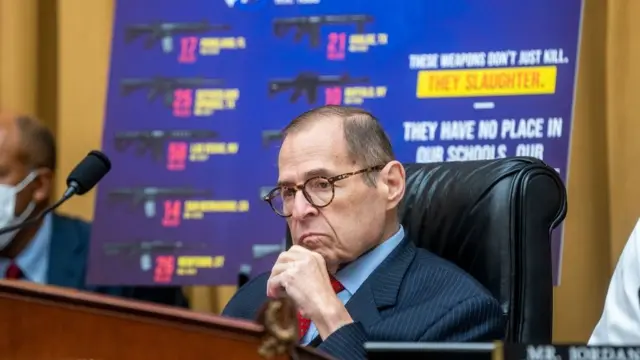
[
  {"x1": 5, "y1": 262, "x2": 23, "y2": 280},
  {"x1": 297, "y1": 276, "x2": 344, "y2": 339}
]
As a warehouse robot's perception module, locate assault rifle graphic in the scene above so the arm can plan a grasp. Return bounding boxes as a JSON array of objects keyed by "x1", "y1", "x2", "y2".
[
  {"x1": 268, "y1": 73, "x2": 369, "y2": 104},
  {"x1": 273, "y1": 15, "x2": 374, "y2": 48},
  {"x1": 107, "y1": 187, "x2": 211, "y2": 218},
  {"x1": 103, "y1": 240, "x2": 207, "y2": 272},
  {"x1": 124, "y1": 21, "x2": 231, "y2": 53},
  {"x1": 120, "y1": 77, "x2": 224, "y2": 108},
  {"x1": 114, "y1": 129, "x2": 218, "y2": 161}
]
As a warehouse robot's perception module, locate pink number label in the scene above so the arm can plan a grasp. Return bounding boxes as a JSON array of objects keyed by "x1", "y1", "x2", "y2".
[
  {"x1": 154, "y1": 255, "x2": 175, "y2": 283},
  {"x1": 166, "y1": 142, "x2": 187, "y2": 171},
  {"x1": 326, "y1": 32, "x2": 346, "y2": 61},
  {"x1": 161, "y1": 200, "x2": 182, "y2": 227},
  {"x1": 178, "y1": 37, "x2": 198, "y2": 64},
  {"x1": 172, "y1": 89, "x2": 193, "y2": 118},
  {"x1": 324, "y1": 87, "x2": 343, "y2": 105}
]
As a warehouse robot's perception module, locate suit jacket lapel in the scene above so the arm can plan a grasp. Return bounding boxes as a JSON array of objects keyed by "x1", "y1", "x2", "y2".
[
  {"x1": 368, "y1": 237, "x2": 416, "y2": 309},
  {"x1": 309, "y1": 237, "x2": 417, "y2": 347},
  {"x1": 47, "y1": 214, "x2": 86, "y2": 289}
]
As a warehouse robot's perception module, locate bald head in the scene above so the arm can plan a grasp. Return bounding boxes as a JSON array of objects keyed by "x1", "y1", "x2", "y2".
[
  {"x1": 0, "y1": 113, "x2": 56, "y2": 172},
  {"x1": 16, "y1": 115, "x2": 56, "y2": 171}
]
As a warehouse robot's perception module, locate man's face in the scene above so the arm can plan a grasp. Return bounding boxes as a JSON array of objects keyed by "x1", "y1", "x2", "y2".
[
  {"x1": 277, "y1": 118, "x2": 402, "y2": 272},
  {"x1": 0, "y1": 117, "x2": 51, "y2": 216}
]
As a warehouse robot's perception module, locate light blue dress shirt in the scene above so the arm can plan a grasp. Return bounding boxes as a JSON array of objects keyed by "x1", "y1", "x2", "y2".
[
  {"x1": 301, "y1": 225, "x2": 405, "y2": 345},
  {"x1": 0, "y1": 213, "x2": 52, "y2": 284}
]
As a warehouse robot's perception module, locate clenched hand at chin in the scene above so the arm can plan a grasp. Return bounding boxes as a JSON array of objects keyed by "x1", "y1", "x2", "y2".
[{"x1": 266, "y1": 245, "x2": 353, "y2": 339}]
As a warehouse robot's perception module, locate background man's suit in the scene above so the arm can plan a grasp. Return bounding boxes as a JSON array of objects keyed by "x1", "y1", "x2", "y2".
[
  {"x1": 223, "y1": 237, "x2": 505, "y2": 360},
  {"x1": 47, "y1": 213, "x2": 188, "y2": 307}
]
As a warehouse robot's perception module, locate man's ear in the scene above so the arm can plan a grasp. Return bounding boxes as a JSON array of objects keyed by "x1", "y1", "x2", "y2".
[
  {"x1": 380, "y1": 161, "x2": 405, "y2": 211},
  {"x1": 32, "y1": 168, "x2": 54, "y2": 204}
]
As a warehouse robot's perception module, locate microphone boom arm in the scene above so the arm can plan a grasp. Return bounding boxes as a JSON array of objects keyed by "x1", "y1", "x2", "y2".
[{"x1": 0, "y1": 150, "x2": 111, "y2": 236}]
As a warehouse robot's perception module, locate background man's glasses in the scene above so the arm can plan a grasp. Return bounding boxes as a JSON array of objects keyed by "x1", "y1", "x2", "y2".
[{"x1": 263, "y1": 165, "x2": 384, "y2": 218}]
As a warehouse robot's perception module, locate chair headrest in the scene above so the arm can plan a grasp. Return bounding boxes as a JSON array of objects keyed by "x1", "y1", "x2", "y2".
[{"x1": 399, "y1": 157, "x2": 567, "y2": 299}]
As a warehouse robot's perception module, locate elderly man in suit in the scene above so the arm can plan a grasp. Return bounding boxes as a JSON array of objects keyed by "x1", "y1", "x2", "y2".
[
  {"x1": 0, "y1": 113, "x2": 188, "y2": 307},
  {"x1": 222, "y1": 105, "x2": 505, "y2": 359}
]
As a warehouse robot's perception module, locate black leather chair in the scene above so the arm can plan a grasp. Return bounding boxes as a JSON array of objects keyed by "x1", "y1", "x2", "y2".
[{"x1": 285, "y1": 157, "x2": 567, "y2": 343}]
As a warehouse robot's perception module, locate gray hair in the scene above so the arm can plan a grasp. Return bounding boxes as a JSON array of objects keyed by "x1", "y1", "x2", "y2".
[{"x1": 282, "y1": 105, "x2": 395, "y2": 185}]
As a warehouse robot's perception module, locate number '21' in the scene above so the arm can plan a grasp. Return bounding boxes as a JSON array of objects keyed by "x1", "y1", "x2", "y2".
[{"x1": 327, "y1": 32, "x2": 346, "y2": 61}]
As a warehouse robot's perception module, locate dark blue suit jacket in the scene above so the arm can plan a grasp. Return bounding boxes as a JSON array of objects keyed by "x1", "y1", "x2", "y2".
[
  {"x1": 222, "y1": 237, "x2": 505, "y2": 360},
  {"x1": 48, "y1": 213, "x2": 188, "y2": 308}
]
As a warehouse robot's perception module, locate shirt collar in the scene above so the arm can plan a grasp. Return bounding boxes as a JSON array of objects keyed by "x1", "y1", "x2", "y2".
[
  {"x1": 14, "y1": 213, "x2": 52, "y2": 281},
  {"x1": 335, "y1": 225, "x2": 405, "y2": 295}
]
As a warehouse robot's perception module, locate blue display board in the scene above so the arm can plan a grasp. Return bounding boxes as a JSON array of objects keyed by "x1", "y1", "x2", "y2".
[{"x1": 88, "y1": 0, "x2": 583, "y2": 286}]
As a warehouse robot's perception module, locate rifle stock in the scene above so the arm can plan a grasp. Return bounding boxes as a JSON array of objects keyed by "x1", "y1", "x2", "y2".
[
  {"x1": 272, "y1": 15, "x2": 374, "y2": 48},
  {"x1": 267, "y1": 73, "x2": 370, "y2": 104},
  {"x1": 119, "y1": 77, "x2": 224, "y2": 108},
  {"x1": 113, "y1": 130, "x2": 219, "y2": 161},
  {"x1": 124, "y1": 21, "x2": 232, "y2": 52},
  {"x1": 107, "y1": 187, "x2": 212, "y2": 218}
]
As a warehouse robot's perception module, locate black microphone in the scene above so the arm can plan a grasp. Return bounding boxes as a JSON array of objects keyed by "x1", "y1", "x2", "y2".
[{"x1": 0, "y1": 150, "x2": 111, "y2": 236}]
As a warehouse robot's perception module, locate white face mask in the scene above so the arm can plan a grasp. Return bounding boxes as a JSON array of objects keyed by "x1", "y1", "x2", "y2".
[{"x1": 0, "y1": 172, "x2": 38, "y2": 250}]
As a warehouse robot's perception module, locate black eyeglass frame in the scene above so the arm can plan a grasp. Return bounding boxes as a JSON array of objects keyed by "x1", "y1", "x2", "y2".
[{"x1": 263, "y1": 165, "x2": 385, "y2": 217}]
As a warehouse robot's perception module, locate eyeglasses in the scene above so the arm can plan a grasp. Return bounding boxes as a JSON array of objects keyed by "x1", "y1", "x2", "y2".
[{"x1": 263, "y1": 165, "x2": 385, "y2": 218}]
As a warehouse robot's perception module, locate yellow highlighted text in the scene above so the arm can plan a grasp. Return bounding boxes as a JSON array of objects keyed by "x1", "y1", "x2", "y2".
[
  {"x1": 349, "y1": 33, "x2": 388, "y2": 52},
  {"x1": 200, "y1": 37, "x2": 246, "y2": 55},
  {"x1": 183, "y1": 200, "x2": 250, "y2": 219},
  {"x1": 194, "y1": 88, "x2": 240, "y2": 116},
  {"x1": 416, "y1": 66, "x2": 557, "y2": 98},
  {"x1": 176, "y1": 255, "x2": 225, "y2": 275},
  {"x1": 343, "y1": 86, "x2": 387, "y2": 105},
  {"x1": 190, "y1": 142, "x2": 239, "y2": 161}
]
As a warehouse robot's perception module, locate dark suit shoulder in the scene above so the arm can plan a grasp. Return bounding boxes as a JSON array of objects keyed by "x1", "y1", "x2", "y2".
[
  {"x1": 52, "y1": 213, "x2": 91, "y2": 237},
  {"x1": 222, "y1": 272, "x2": 270, "y2": 320},
  {"x1": 407, "y1": 247, "x2": 495, "y2": 300},
  {"x1": 47, "y1": 213, "x2": 91, "y2": 289},
  {"x1": 373, "y1": 247, "x2": 504, "y2": 342}
]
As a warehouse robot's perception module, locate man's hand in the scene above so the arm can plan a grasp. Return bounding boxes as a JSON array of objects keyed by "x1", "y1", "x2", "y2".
[{"x1": 266, "y1": 245, "x2": 353, "y2": 339}]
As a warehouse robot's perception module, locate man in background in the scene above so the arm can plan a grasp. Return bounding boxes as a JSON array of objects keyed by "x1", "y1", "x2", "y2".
[
  {"x1": 0, "y1": 112, "x2": 188, "y2": 307},
  {"x1": 223, "y1": 106, "x2": 504, "y2": 360}
]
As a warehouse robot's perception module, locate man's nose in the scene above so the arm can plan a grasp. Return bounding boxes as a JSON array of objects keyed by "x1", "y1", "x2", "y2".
[{"x1": 291, "y1": 190, "x2": 317, "y2": 220}]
